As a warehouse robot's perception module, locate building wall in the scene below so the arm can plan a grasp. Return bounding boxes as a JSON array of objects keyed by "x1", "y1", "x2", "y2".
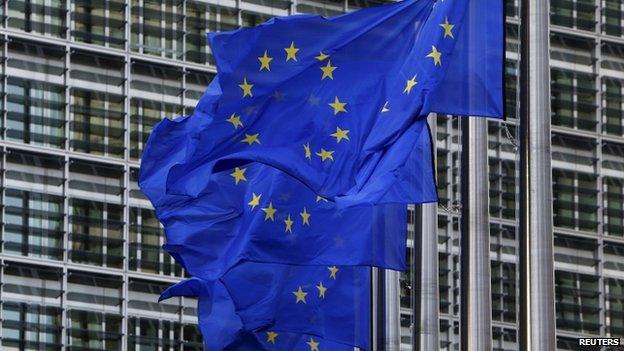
[{"x1": 0, "y1": 0, "x2": 622, "y2": 350}]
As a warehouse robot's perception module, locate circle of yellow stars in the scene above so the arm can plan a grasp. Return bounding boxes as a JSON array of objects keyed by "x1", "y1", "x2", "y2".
[{"x1": 233, "y1": 17, "x2": 458, "y2": 349}]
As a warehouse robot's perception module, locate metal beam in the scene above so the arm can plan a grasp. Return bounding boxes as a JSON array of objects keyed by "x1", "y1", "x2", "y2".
[
  {"x1": 519, "y1": 0, "x2": 557, "y2": 349},
  {"x1": 460, "y1": 117, "x2": 492, "y2": 351}
]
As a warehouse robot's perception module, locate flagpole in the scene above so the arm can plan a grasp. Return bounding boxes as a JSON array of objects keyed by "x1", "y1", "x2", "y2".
[
  {"x1": 413, "y1": 203, "x2": 439, "y2": 350},
  {"x1": 459, "y1": 117, "x2": 492, "y2": 350},
  {"x1": 518, "y1": 0, "x2": 557, "y2": 349},
  {"x1": 413, "y1": 114, "x2": 439, "y2": 351},
  {"x1": 375, "y1": 269, "x2": 400, "y2": 350}
]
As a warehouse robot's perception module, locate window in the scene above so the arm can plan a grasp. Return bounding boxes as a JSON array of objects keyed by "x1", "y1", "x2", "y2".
[
  {"x1": 2, "y1": 302, "x2": 63, "y2": 349},
  {"x1": 491, "y1": 261, "x2": 516, "y2": 323},
  {"x1": 605, "y1": 278, "x2": 624, "y2": 336},
  {"x1": 131, "y1": 0, "x2": 184, "y2": 59},
  {"x1": 186, "y1": 2, "x2": 238, "y2": 65},
  {"x1": 129, "y1": 207, "x2": 182, "y2": 276},
  {"x1": 6, "y1": 78, "x2": 66, "y2": 149},
  {"x1": 551, "y1": 0, "x2": 596, "y2": 31},
  {"x1": 3, "y1": 189, "x2": 64, "y2": 260},
  {"x1": 555, "y1": 271, "x2": 601, "y2": 334},
  {"x1": 553, "y1": 169, "x2": 599, "y2": 231},
  {"x1": 603, "y1": 0, "x2": 623, "y2": 37},
  {"x1": 551, "y1": 68, "x2": 598, "y2": 131},
  {"x1": 70, "y1": 89, "x2": 125, "y2": 158},
  {"x1": 7, "y1": 0, "x2": 68, "y2": 37},
  {"x1": 72, "y1": 0, "x2": 126, "y2": 48},
  {"x1": 128, "y1": 317, "x2": 182, "y2": 350},
  {"x1": 603, "y1": 77, "x2": 623, "y2": 136}
]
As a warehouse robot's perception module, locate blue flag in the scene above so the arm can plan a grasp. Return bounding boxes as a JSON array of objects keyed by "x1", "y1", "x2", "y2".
[
  {"x1": 141, "y1": 115, "x2": 411, "y2": 278},
  {"x1": 160, "y1": 263, "x2": 370, "y2": 350},
  {"x1": 141, "y1": 0, "x2": 505, "y2": 348},
  {"x1": 158, "y1": 0, "x2": 503, "y2": 206}
]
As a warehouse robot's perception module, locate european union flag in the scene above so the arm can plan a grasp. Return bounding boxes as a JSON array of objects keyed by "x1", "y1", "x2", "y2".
[
  {"x1": 140, "y1": 0, "x2": 505, "y2": 348},
  {"x1": 157, "y1": 0, "x2": 504, "y2": 206},
  {"x1": 160, "y1": 263, "x2": 370, "y2": 350},
  {"x1": 141, "y1": 123, "x2": 412, "y2": 278}
]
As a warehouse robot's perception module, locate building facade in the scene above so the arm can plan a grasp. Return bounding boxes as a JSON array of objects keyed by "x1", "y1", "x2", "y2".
[{"x1": 0, "y1": 0, "x2": 621, "y2": 350}]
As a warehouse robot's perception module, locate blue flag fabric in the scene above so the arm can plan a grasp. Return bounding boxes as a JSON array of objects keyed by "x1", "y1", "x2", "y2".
[
  {"x1": 430, "y1": 0, "x2": 505, "y2": 117},
  {"x1": 141, "y1": 117, "x2": 415, "y2": 281},
  {"x1": 140, "y1": 0, "x2": 506, "y2": 348},
  {"x1": 160, "y1": 263, "x2": 370, "y2": 350},
  {"x1": 158, "y1": 0, "x2": 503, "y2": 206}
]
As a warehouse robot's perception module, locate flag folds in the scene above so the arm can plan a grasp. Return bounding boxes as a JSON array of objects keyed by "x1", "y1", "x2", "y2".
[
  {"x1": 160, "y1": 263, "x2": 370, "y2": 350},
  {"x1": 142, "y1": 0, "x2": 505, "y2": 349},
  {"x1": 160, "y1": 0, "x2": 484, "y2": 204}
]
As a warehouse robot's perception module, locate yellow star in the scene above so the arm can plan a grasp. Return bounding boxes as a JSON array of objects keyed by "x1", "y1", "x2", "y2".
[
  {"x1": 248, "y1": 193, "x2": 261, "y2": 210},
  {"x1": 427, "y1": 45, "x2": 442, "y2": 66},
  {"x1": 267, "y1": 331, "x2": 278, "y2": 344},
  {"x1": 304, "y1": 143, "x2": 312, "y2": 160},
  {"x1": 328, "y1": 96, "x2": 347, "y2": 115},
  {"x1": 226, "y1": 113, "x2": 243, "y2": 129},
  {"x1": 258, "y1": 50, "x2": 273, "y2": 71},
  {"x1": 238, "y1": 77, "x2": 253, "y2": 97},
  {"x1": 241, "y1": 133, "x2": 260, "y2": 145},
  {"x1": 316, "y1": 196, "x2": 328, "y2": 203},
  {"x1": 261, "y1": 202, "x2": 277, "y2": 221},
  {"x1": 284, "y1": 214, "x2": 294, "y2": 233},
  {"x1": 230, "y1": 167, "x2": 247, "y2": 184},
  {"x1": 300, "y1": 207, "x2": 311, "y2": 226},
  {"x1": 328, "y1": 266, "x2": 339, "y2": 279},
  {"x1": 440, "y1": 17, "x2": 455, "y2": 38},
  {"x1": 315, "y1": 51, "x2": 329, "y2": 61},
  {"x1": 293, "y1": 286, "x2": 308, "y2": 304},
  {"x1": 330, "y1": 127, "x2": 350, "y2": 143},
  {"x1": 381, "y1": 101, "x2": 390, "y2": 113},
  {"x1": 306, "y1": 338, "x2": 320, "y2": 351},
  {"x1": 320, "y1": 60, "x2": 336, "y2": 80},
  {"x1": 404, "y1": 75, "x2": 418, "y2": 94},
  {"x1": 284, "y1": 41, "x2": 299, "y2": 62},
  {"x1": 316, "y1": 148, "x2": 334, "y2": 161},
  {"x1": 316, "y1": 282, "x2": 327, "y2": 298}
]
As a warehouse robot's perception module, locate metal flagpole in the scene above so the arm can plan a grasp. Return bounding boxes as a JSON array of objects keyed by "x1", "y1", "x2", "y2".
[
  {"x1": 459, "y1": 117, "x2": 492, "y2": 350},
  {"x1": 413, "y1": 203, "x2": 440, "y2": 350},
  {"x1": 519, "y1": 0, "x2": 557, "y2": 349},
  {"x1": 413, "y1": 115, "x2": 440, "y2": 351},
  {"x1": 376, "y1": 268, "x2": 401, "y2": 350}
]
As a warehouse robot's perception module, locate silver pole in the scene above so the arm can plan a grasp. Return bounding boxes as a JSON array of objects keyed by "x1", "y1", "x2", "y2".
[
  {"x1": 519, "y1": 0, "x2": 557, "y2": 349},
  {"x1": 459, "y1": 117, "x2": 492, "y2": 350},
  {"x1": 385, "y1": 270, "x2": 401, "y2": 350},
  {"x1": 378, "y1": 269, "x2": 401, "y2": 350},
  {"x1": 414, "y1": 203, "x2": 439, "y2": 350},
  {"x1": 413, "y1": 115, "x2": 440, "y2": 351}
]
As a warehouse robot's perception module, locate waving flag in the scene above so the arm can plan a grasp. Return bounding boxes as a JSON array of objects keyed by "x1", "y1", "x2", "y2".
[
  {"x1": 157, "y1": 0, "x2": 502, "y2": 206},
  {"x1": 141, "y1": 0, "x2": 505, "y2": 348},
  {"x1": 160, "y1": 263, "x2": 370, "y2": 350}
]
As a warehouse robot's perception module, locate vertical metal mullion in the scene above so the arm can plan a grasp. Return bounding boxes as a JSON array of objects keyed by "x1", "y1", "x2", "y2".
[
  {"x1": 0, "y1": 145, "x2": 5, "y2": 344},
  {"x1": 594, "y1": 0, "x2": 606, "y2": 336},
  {"x1": 2, "y1": 34, "x2": 6, "y2": 141},
  {"x1": 61, "y1": 23, "x2": 71, "y2": 346},
  {"x1": 122, "y1": 1, "x2": 132, "y2": 350},
  {"x1": 518, "y1": 0, "x2": 557, "y2": 349}
]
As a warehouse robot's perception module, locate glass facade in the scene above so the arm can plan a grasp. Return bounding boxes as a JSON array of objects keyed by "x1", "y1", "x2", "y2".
[{"x1": 0, "y1": 0, "x2": 621, "y2": 350}]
